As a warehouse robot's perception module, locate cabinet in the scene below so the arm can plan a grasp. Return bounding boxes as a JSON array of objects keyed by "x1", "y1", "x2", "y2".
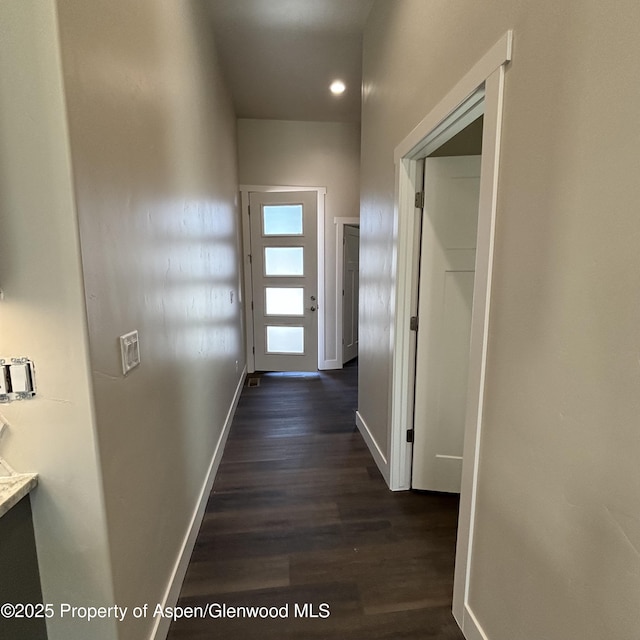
[{"x1": 0, "y1": 495, "x2": 47, "y2": 639}]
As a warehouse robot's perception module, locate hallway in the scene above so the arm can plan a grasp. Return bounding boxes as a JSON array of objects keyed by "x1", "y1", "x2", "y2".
[{"x1": 167, "y1": 363, "x2": 464, "y2": 639}]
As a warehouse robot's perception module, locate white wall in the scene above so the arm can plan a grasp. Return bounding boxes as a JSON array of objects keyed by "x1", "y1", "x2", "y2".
[
  {"x1": 0, "y1": 2, "x2": 117, "y2": 639},
  {"x1": 237, "y1": 118, "x2": 361, "y2": 367},
  {"x1": 55, "y1": 1, "x2": 245, "y2": 639},
  {"x1": 360, "y1": 1, "x2": 640, "y2": 638},
  {"x1": 1, "y1": 1, "x2": 244, "y2": 639}
]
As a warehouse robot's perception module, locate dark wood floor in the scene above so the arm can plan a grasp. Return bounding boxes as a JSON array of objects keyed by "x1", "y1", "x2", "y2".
[{"x1": 167, "y1": 361, "x2": 465, "y2": 639}]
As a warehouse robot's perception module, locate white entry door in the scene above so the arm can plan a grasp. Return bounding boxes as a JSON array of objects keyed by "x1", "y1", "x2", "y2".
[
  {"x1": 249, "y1": 191, "x2": 318, "y2": 372},
  {"x1": 342, "y1": 225, "x2": 360, "y2": 363},
  {"x1": 412, "y1": 156, "x2": 481, "y2": 492}
]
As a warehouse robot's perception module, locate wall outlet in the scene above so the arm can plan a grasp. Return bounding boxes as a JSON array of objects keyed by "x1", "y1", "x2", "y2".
[{"x1": 119, "y1": 331, "x2": 140, "y2": 375}]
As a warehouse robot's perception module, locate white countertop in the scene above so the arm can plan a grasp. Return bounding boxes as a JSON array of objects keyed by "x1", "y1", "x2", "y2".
[{"x1": 0, "y1": 459, "x2": 38, "y2": 518}]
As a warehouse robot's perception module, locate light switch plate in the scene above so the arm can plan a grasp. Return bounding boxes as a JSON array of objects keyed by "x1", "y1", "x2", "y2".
[
  {"x1": 119, "y1": 331, "x2": 140, "y2": 375},
  {"x1": 0, "y1": 357, "x2": 36, "y2": 402}
]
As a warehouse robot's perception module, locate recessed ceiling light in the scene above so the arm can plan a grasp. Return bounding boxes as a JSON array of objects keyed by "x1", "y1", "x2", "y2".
[{"x1": 330, "y1": 80, "x2": 346, "y2": 95}]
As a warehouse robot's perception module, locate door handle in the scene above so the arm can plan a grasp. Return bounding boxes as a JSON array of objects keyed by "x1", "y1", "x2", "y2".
[{"x1": 309, "y1": 306, "x2": 317, "y2": 312}]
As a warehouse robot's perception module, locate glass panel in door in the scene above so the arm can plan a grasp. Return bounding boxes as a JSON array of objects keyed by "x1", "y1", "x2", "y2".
[
  {"x1": 262, "y1": 205, "x2": 303, "y2": 235},
  {"x1": 265, "y1": 288, "x2": 304, "y2": 316},
  {"x1": 266, "y1": 326, "x2": 305, "y2": 354},
  {"x1": 264, "y1": 247, "x2": 304, "y2": 276}
]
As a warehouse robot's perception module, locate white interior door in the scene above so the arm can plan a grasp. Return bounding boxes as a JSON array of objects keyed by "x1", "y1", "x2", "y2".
[
  {"x1": 412, "y1": 156, "x2": 481, "y2": 492},
  {"x1": 249, "y1": 191, "x2": 318, "y2": 372},
  {"x1": 342, "y1": 225, "x2": 360, "y2": 363}
]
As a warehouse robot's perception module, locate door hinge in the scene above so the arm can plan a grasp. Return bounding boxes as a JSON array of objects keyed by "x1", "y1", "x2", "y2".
[
  {"x1": 406, "y1": 429, "x2": 415, "y2": 443},
  {"x1": 251, "y1": 301, "x2": 254, "y2": 310},
  {"x1": 252, "y1": 346, "x2": 255, "y2": 354},
  {"x1": 415, "y1": 191, "x2": 425, "y2": 208},
  {"x1": 248, "y1": 254, "x2": 252, "y2": 264},
  {"x1": 410, "y1": 316, "x2": 419, "y2": 332}
]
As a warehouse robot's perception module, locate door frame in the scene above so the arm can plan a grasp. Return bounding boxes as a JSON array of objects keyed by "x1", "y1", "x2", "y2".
[
  {"x1": 387, "y1": 31, "x2": 512, "y2": 636},
  {"x1": 334, "y1": 217, "x2": 360, "y2": 366},
  {"x1": 240, "y1": 185, "x2": 327, "y2": 373}
]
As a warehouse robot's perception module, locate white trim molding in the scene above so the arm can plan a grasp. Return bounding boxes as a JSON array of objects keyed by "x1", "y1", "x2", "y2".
[
  {"x1": 239, "y1": 185, "x2": 328, "y2": 372},
  {"x1": 393, "y1": 30, "x2": 513, "y2": 162},
  {"x1": 355, "y1": 411, "x2": 389, "y2": 486},
  {"x1": 387, "y1": 30, "x2": 513, "y2": 639},
  {"x1": 151, "y1": 368, "x2": 246, "y2": 640},
  {"x1": 461, "y1": 605, "x2": 490, "y2": 640}
]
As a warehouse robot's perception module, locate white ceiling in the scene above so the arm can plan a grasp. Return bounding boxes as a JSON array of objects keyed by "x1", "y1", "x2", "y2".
[{"x1": 205, "y1": 0, "x2": 374, "y2": 122}]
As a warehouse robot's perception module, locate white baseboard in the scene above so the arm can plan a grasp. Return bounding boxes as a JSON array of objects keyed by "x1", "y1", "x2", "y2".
[
  {"x1": 150, "y1": 367, "x2": 246, "y2": 640},
  {"x1": 462, "y1": 604, "x2": 489, "y2": 640},
  {"x1": 355, "y1": 410, "x2": 390, "y2": 485}
]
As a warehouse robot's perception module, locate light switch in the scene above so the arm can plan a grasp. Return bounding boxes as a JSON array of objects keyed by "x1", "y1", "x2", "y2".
[
  {"x1": 0, "y1": 358, "x2": 36, "y2": 402},
  {"x1": 9, "y1": 364, "x2": 31, "y2": 392},
  {"x1": 119, "y1": 331, "x2": 140, "y2": 375}
]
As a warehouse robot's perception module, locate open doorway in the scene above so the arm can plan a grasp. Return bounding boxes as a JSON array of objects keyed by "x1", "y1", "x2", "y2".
[
  {"x1": 386, "y1": 32, "x2": 512, "y2": 637},
  {"x1": 412, "y1": 118, "x2": 483, "y2": 493},
  {"x1": 335, "y1": 218, "x2": 360, "y2": 366},
  {"x1": 342, "y1": 224, "x2": 360, "y2": 364}
]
